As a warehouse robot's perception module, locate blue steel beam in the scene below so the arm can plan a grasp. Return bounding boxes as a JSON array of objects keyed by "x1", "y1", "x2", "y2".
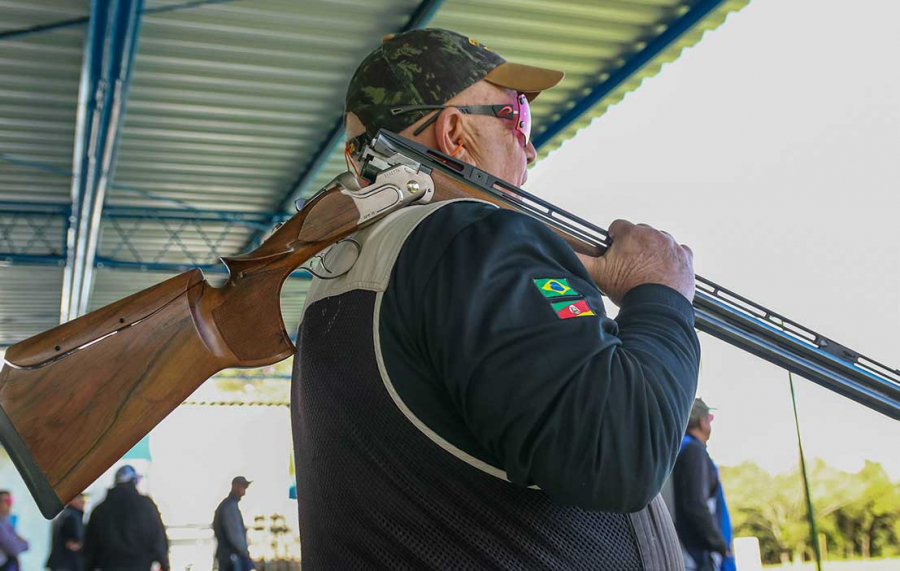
[
  {"x1": 533, "y1": 0, "x2": 727, "y2": 150},
  {"x1": 0, "y1": 0, "x2": 239, "y2": 42},
  {"x1": 1, "y1": 154, "x2": 280, "y2": 230},
  {"x1": 95, "y1": 257, "x2": 312, "y2": 279},
  {"x1": 62, "y1": 0, "x2": 144, "y2": 323},
  {"x1": 0, "y1": 254, "x2": 66, "y2": 266},
  {"x1": 242, "y1": 0, "x2": 449, "y2": 251},
  {"x1": 0, "y1": 201, "x2": 283, "y2": 228}
]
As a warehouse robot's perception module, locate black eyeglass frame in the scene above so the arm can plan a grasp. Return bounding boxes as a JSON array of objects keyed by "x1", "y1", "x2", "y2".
[{"x1": 390, "y1": 98, "x2": 524, "y2": 139}]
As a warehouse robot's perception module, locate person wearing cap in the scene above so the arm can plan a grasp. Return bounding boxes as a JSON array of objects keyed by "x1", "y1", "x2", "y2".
[
  {"x1": 82, "y1": 465, "x2": 169, "y2": 571},
  {"x1": 46, "y1": 493, "x2": 86, "y2": 571},
  {"x1": 292, "y1": 28, "x2": 700, "y2": 569},
  {"x1": 0, "y1": 490, "x2": 28, "y2": 571},
  {"x1": 212, "y1": 477, "x2": 254, "y2": 571},
  {"x1": 671, "y1": 399, "x2": 733, "y2": 571}
]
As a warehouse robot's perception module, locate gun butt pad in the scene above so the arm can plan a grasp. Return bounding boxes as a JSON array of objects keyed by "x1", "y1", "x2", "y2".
[{"x1": 0, "y1": 401, "x2": 63, "y2": 518}]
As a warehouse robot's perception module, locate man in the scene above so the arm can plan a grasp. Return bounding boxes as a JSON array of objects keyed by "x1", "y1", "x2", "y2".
[
  {"x1": 212, "y1": 476, "x2": 254, "y2": 571},
  {"x1": 0, "y1": 491, "x2": 27, "y2": 571},
  {"x1": 292, "y1": 28, "x2": 700, "y2": 569},
  {"x1": 46, "y1": 494, "x2": 86, "y2": 571},
  {"x1": 672, "y1": 399, "x2": 734, "y2": 571},
  {"x1": 83, "y1": 465, "x2": 169, "y2": 571}
]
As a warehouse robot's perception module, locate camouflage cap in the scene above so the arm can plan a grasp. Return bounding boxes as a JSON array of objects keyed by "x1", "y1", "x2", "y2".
[{"x1": 344, "y1": 28, "x2": 564, "y2": 155}]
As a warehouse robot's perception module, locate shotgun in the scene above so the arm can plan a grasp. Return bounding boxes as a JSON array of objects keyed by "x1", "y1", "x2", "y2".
[{"x1": 2, "y1": 130, "x2": 898, "y2": 519}]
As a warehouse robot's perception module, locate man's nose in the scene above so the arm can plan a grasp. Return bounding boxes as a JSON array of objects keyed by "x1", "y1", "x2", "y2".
[{"x1": 525, "y1": 141, "x2": 537, "y2": 164}]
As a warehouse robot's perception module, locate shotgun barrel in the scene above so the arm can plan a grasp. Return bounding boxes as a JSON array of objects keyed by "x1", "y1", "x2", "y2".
[{"x1": 367, "y1": 130, "x2": 900, "y2": 421}]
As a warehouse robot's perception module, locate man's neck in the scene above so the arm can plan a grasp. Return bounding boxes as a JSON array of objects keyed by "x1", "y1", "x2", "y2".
[{"x1": 687, "y1": 428, "x2": 708, "y2": 444}]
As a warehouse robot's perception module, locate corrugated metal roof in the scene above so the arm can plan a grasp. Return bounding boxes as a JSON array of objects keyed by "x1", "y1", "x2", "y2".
[
  {"x1": 298, "y1": 0, "x2": 750, "y2": 195},
  {"x1": 0, "y1": 265, "x2": 63, "y2": 345},
  {"x1": 0, "y1": 0, "x2": 85, "y2": 203},
  {"x1": 110, "y1": 0, "x2": 423, "y2": 212},
  {"x1": 0, "y1": 0, "x2": 748, "y2": 347}
]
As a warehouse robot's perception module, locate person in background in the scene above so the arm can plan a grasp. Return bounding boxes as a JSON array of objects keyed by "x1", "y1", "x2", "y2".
[
  {"x1": 83, "y1": 466, "x2": 169, "y2": 571},
  {"x1": 0, "y1": 490, "x2": 28, "y2": 571},
  {"x1": 213, "y1": 477, "x2": 254, "y2": 571},
  {"x1": 46, "y1": 493, "x2": 86, "y2": 571},
  {"x1": 672, "y1": 399, "x2": 735, "y2": 571}
]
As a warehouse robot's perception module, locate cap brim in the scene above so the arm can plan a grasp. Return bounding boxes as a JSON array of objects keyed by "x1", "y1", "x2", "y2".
[
  {"x1": 484, "y1": 62, "x2": 564, "y2": 101},
  {"x1": 484, "y1": 62, "x2": 566, "y2": 101}
]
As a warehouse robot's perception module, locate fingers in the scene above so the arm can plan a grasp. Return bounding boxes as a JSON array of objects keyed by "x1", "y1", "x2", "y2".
[
  {"x1": 608, "y1": 219, "x2": 634, "y2": 238},
  {"x1": 608, "y1": 220, "x2": 692, "y2": 260}
]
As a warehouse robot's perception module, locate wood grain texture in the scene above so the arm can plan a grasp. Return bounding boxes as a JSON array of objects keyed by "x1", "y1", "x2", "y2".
[
  {"x1": 4, "y1": 271, "x2": 203, "y2": 368},
  {"x1": 0, "y1": 183, "x2": 365, "y2": 511},
  {"x1": 0, "y1": 282, "x2": 222, "y2": 502}
]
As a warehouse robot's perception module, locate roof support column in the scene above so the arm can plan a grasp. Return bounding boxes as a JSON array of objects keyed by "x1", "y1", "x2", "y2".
[{"x1": 61, "y1": 0, "x2": 143, "y2": 323}]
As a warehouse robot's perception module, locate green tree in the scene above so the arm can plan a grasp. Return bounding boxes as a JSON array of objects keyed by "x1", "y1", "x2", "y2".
[{"x1": 720, "y1": 459, "x2": 900, "y2": 564}]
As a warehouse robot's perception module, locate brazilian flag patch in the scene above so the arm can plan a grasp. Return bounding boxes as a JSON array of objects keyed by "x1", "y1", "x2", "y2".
[
  {"x1": 551, "y1": 299, "x2": 595, "y2": 320},
  {"x1": 533, "y1": 278, "x2": 579, "y2": 299}
]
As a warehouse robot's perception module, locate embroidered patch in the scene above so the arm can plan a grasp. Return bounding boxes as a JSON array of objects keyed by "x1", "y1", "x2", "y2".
[
  {"x1": 533, "y1": 278, "x2": 579, "y2": 299},
  {"x1": 551, "y1": 299, "x2": 595, "y2": 320}
]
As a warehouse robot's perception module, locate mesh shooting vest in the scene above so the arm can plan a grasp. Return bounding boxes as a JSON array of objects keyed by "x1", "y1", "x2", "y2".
[{"x1": 291, "y1": 199, "x2": 683, "y2": 570}]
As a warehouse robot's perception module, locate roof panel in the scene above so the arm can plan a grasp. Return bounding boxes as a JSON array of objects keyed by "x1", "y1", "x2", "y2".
[
  {"x1": 0, "y1": 265, "x2": 63, "y2": 345},
  {"x1": 0, "y1": 0, "x2": 85, "y2": 205}
]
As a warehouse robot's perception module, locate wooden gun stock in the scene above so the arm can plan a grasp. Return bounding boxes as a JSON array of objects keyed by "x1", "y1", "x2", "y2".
[{"x1": 0, "y1": 185, "x2": 361, "y2": 518}]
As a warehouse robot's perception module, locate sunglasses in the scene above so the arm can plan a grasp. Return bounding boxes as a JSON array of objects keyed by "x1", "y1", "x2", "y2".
[{"x1": 390, "y1": 93, "x2": 532, "y2": 147}]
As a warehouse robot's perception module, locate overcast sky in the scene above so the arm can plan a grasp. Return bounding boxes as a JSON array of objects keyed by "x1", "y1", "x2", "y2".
[{"x1": 526, "y1": 0, "x2": 900, "y2": 477}]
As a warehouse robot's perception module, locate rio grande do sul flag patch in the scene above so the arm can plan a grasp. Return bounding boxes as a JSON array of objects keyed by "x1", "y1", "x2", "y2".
[
  {"x1": 551, "y1": 299, "x2": 595, "y2": 320},
  {"x1": 533, "y1": 278, "x2": 579, "y2": 298}
]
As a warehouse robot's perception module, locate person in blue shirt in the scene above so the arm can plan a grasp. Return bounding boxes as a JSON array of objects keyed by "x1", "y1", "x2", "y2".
[{"x1": 672, "y1": 399, "x2": 735, "y2": 571}]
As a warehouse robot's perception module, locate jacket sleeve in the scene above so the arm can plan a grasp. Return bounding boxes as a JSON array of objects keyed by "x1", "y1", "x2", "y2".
[
  {"x1": 60, "y1": 512, "x2": 83, "y2": 544},
  {"x1": 0, "y1": 522, "x2": 27, "y2": 556},
  {"x1": 221, "y1": 502, "x2": 251, "y2": 559},
  {"x1": 82, "y1": 510, "x2": 100, "y2": 571},
  {"x1": 674, "y1": 443, "x2": 728, "y2": 554},
  {"x1": 148, "y1": 499, "x2": 170, "y2": 571},
  {"x1": 393, "y1": 205, "x2": 701, "y2": 513}
]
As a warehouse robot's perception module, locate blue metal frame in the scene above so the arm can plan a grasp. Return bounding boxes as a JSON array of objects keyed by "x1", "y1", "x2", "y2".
[
  {"x1": 1, "y1": 153, "x2": 284, "y2": 231},
  {"x1": 0, "y1": 0, "x2": 238, "y2": 42},
  {"x1": 62, "y1": 0, "x2": 144, "y2": 323},
  {"x1": 0, "y1": 254, "x2": 66, "y2": 266},
  {"x1": 533, "y1": 0, "x2": 727, "y2": 149},
  {"x1": 94, "y1": 257, "x2": 312, "y2": 279},
  {"x1": 243, "y1": 0, "x2": 449, "y2": 251}
]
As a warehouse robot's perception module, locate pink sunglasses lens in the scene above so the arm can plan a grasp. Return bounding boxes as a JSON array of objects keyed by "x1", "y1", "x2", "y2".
[{"x1": 516, "y1": 94, "x2": 531, "y2": 146}]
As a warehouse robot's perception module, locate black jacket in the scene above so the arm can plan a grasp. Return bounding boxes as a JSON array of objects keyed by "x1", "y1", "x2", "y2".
[
  {"x1": 83, "y1": 484, "x2": 169, "y2": 571},
  {"x1": 212, "y1": 494, "x2": 251, "y2": 562},
  {"x1": 673, "y1": 437, "x2": 728, "y2": 558},
  {"x1": 46, "y1": 505, "x2": 85, "y2": 571},
  {"x1": 292, "y1": 202, "x2": 700, "y2": 569}
]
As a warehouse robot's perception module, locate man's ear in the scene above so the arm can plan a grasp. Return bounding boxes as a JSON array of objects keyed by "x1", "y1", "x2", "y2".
[{"x1": 433, "y1": 107, "x2": 468, "y2": 158}]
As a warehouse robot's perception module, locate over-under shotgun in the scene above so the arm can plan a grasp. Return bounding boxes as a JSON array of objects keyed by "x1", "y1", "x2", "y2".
[{"x1": 1, "y1": 131, "x2": 898, "y2": 518}]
